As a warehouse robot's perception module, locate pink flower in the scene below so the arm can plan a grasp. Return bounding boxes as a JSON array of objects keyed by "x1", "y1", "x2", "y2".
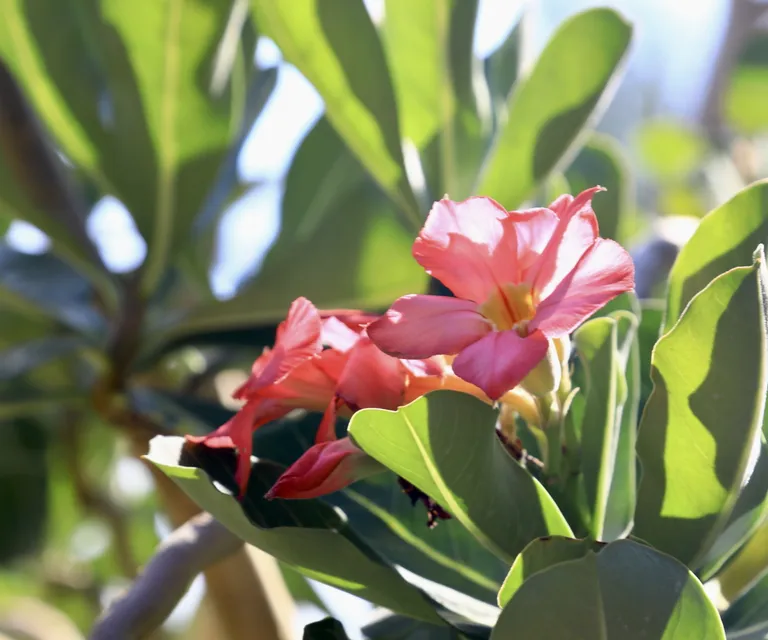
[
  {"x1": 186, "y1": 297, "x2": 486, "y2": 498},
  {"x1": 265, "y1": 437, "x2": 380, "y2": 500},
  {"x1": 367, "y1": 187, "x2": 635, "y2": 400}
]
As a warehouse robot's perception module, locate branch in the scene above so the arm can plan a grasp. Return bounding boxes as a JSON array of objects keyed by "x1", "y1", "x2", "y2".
[{"x1": 89, "y1": 513, "x2": 242, "y2": 640}]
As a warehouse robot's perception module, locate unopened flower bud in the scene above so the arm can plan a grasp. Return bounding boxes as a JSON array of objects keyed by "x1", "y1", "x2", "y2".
[{"x1": 520, "y1": 339, "x2": 561, "y2": 397}]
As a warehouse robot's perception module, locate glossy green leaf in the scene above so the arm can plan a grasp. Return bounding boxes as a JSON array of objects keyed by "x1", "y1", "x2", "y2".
[
  {"x1": 635, "y1": 249, "x2": 768, "y2": 567},
  {"x1": 635, "y1": 119, "x2": 707, "y2": 181},
  {"x1": 477, "y1": 8, "x2": 631, "y2": 208},
  {"x1": 726, "y1": 621, "x2": 768, "y2": 640},
  {"x1": 726, "y1": 35, "x2": 768, "y2": 134},
  {"x1": 251, "y1": 0, "x2": 420, "y2": 223},
  {"x1": 497, "y1": 536, "x2": 603, "y2": 607},
  {"x1": 663, "y1": 179, "x2": 768, "y2": 333},
  {"x1": 144, "y1": 435, "x2": 442, "y2": 623},
  {"x1": 564, "y1": 310, "x2": 638, "y2": 541},
  {"x1": 348, "y1": 391, "x2": 573, "y2": 564},
  {"x1": 491, "y1": 539, "x2": 725, "y2": 639},
  {"x1": 568, "y1": 317, "x2": 621, "y2": 540},
  {"x1": 0, "y1": 61, "x2": 110, "y2": 295},
  {"x1": 637, "y1": 299, "x2": 664, "y2": 404},
  {"x1": 603, "y1": 312, "x2": 640, "y2": 540},
  {"x1": 280, "y1": 563, "x2": 329, "y2": 613},
  {"x1": 383, "y1": 0, "x2": 451, "y2": 149},
  {"x1": 724, "y1": 569, "x2": 768, "y2": 633},
  {"x1": 483, "y1": 20, "x2": 520, "y2": 119},
  {"x1": 303, "y1": 618, "x2": 350, "y2": 640},
  {"x1": 153, "y1": 395, "x2": 507, "y2": 605},
  {"x1": 699, "y1": 438, "x2": 768, "y2": 582},
  {"x1": 0, "y1": 245, "x2": 107, "y2": 340},
  {"x1": 153, "y1": 119, "x2": 427, "y2": 345},
  {"x1": 0, "y1": 0, "x2": 247, "y2": 295},
  {"x1": 566, "y1": 133, "x2": 632, "y2": 241}
]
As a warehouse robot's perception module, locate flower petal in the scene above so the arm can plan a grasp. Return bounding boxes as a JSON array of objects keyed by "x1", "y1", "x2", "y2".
[
  {"x1": 452, "y1": 330, "x2": 550, "y2": 400},
  {"x1": 236, "y1": 297, "x2": 322, "y2": 398},
  {"x1": 502, "y1": 208, "x2": 559, "y2": 274},
  {"x1": 336, "y1": 336, "x2": 406, "y2": 411},
  {"x1": 368, "y1": 294, "x2": 490, "y2": 359},
  {"x1": 265, "y1": 438, "x2": 381, "y2": 500},
  {"x1": 528, "y1": 187, "x2": 603, "y2": 299},
  {"x1": 413, "y1": 197, "x2": 520, "y2": 302},
  {"x1": 321, "y1": 316, "x2": 364, "y2": 352},
  {"x1": 186, "y1": 398, "x2": 290, "y2": 496},
  {"x1": 531, "y1": 238, "x2": 635, "y2": 337}
]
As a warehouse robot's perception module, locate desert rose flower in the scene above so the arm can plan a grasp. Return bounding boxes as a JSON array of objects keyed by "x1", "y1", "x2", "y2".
[{"x1": 367, "y1": 187, "x2": 635, "y2": 400}]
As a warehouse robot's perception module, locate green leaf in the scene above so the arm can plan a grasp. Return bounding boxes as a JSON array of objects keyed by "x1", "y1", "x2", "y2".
[
  {"x1": 491, "y1": 539, "x2": 725, "y2": 639},
  {"x1": 251, "y1": 0, "x2": 420, "y2": 224},
  {"x1": 698, "y1": 438, "x2": 768, "y2": 582},
  {"x1": 727, "y1": 622, "x2": 768, "y2": 640},
  {"x1": 303, "y1": 618, "x2": 350, "y2": 640},
  {"x1": 0, "y1": 62, "x2": 109, "y2": 292},
  {"x1": 635, "y1": 119, "x2": 707, "y2": 181},
  {"x1": 483, "y1": 21, "x2": 520, "y2": 119},
  {"x1": 153, "y1": 396, "x2": 508, "y2": 605},
  {"x1": 635, "y1": 249, "x2": 768, "y2": 568},
  {"x1": 0, "y1": 245, "x2": 107, "y2": 340},
  {"x1": 151, "y1": 119, "x2": 427, "y2": 345},
  {"x1": 497, "y1": 536, "x2": 604, "y2": 607},
  {"x1": 637, "y1": 300, "x2": 664, "y2": 404},
  {"x1": 383, "y1": 0, "x2": 451, "y2": 149},
  {"x1": 663, "y1": 179, "x2": 768, "y2": 334},
  {"x1": 603, "y1": 312, "x2": 640, "y2": 541},
  {"x1": 564, "y1": 311, "x2": 638, "y2": 541},
  {"x1": 0, "y1": 0, "x2": 247, "y2": 295},
  {"x1": 144, "y1": 435, "x2": 443, "y2": 623},
  {"x1": 724, "y1": 568, "x2": 768, "y2": 634},
  {"x1": 348, "y1": 391, "x2": 573, "y2": 564},
  {"x1": 567, "y1": 317, "x2": 621, "y2": 540},
  {"x1": 280, "y1": 563, "x2": 329, "y2": 613},
  {"x1": 566, "y1": 133, "x2": 632, "y2": 242},
  {"x1": 477, "y1": 8, "x2": 631, "y2": 208}
]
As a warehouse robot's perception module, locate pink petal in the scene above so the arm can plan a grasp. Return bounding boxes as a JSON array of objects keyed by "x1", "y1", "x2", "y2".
[
  {"x1": 502, "y1": 208, "x2": 559, "y2": 274},
  {"x1": 321, "y1": 316, "x2": 363, "y2": 352},
  {"x1": 528, "y1": 187, "x2": 604, "y2": 300},
  {"x1": 186, "y1": 398, "x2": 291, "y2": 497},
  {"x1": 531, "y1": 238, "x2": 635, "y2": 337},
  {"x1": 336, "y1": 336, "x2": 406, "y2": 411},
  {"x1": 315, "y1": 396, "x2": 344, "y2": 443},
  {"x1": 453, "y1": 330, "x2": 550, "y2": 401},
  {"x1": 368, "y1": 294, "x2": 491, "y2": 360},
  {"x1": 265, "y1": 437, "x2": 377, "y2": 500},
  {"x1": 413, "y1": 197, "x2": 522, "y2": 303},
  {"x1": 236, "y1": 297, "x2": 322, "y2": 399}
]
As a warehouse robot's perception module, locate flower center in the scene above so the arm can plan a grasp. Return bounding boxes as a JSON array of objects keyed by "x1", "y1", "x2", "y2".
[{"x1": 478, "y1": 283, "x2": 537, "y2": 334}]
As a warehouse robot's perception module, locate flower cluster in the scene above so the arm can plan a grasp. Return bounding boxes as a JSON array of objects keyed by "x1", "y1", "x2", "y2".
[{"x1": 186, "y1": 187, "x2": 634, "y2": 503}]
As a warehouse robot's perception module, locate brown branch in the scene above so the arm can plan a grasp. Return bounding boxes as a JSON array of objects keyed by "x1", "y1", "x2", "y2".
[
  {"x1": 132, "y1": 434, "x2": 292, "y2": 640},
  {"x1": 89, "y1": 513, "x2": 242, "y2": 640}
]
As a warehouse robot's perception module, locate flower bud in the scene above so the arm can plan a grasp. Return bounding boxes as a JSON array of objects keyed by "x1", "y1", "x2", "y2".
[{"x1": 520, "y1": 339, "x2": 561, "y2": 397}]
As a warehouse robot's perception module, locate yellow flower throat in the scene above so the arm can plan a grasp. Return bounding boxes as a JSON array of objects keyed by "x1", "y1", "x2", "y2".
[{"x1": 478, "y1": 283, "x2": 537, "y2": 335}]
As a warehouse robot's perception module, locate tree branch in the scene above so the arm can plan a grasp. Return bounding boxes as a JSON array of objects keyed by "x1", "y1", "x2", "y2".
[{"x1": 89, "y1": 513, "x2": 241, "y2": 640}]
